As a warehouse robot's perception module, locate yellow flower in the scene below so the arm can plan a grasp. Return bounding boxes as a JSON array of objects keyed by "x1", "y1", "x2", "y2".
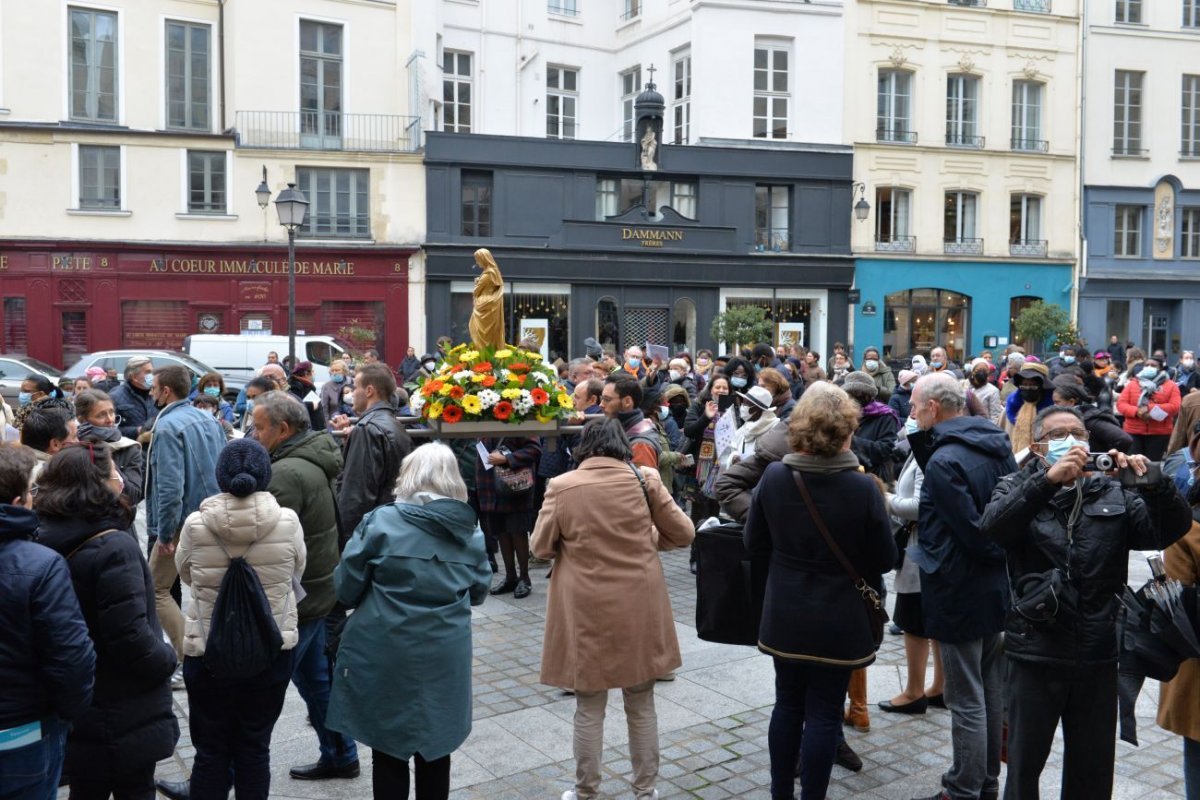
[
  {"x1": 438, "y1": 384, "x2": 453, "y2": 396},
  {"x1": 494, "y1": 349, "x2": 513, "y2": 359},
  {"x1": 428, "y1": 401, "x2": 444, "y2": 419},
  {"x1": 527, "y1": 351, "x2": 543, "y2": 361},
  {"x1": 461, "y1": 394, "x2": 482, "y2": 414},
  {"x1": 459, "y1": 350, "x2": 479, "y2": 363},
  {"x1": 470, "y1": 373, "x2": 486, "y2": 383},
  {"x1": 557, "y1": 393, "x2": 575, "y2": 410},
  {"x1": 501, "y1": 388, "x2": 523, "y2": 399}
]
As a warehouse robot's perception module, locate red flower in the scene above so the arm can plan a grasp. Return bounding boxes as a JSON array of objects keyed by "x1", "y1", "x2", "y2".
[
  {"x1": 449, "y1": 385, "x2": 465, "y2": 400},
  {"x1": 493, "y1": 401, "x2": 513, "y2": 420},
  {"x1": 481, "y1": 375, "x2": 497, "y2": 388},
  {"x1": 530, "y1": 388, "x2": 549, "y2": 406},
  {"x1": 508, "y1": 361, "x2": 531, "y2": 374},
  {"x1": 441, "y1": 404, "x2": 464, "y2": 423},
  {"x1": 513, "y1": 374, "x2": 527, "y2": 386},
  {"x1": 472, "y1": 361, "x2": 493, "y2": 373}
]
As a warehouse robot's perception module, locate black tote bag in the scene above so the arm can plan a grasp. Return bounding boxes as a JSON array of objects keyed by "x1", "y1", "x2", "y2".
[{"x1": 694, "y1": 521, "x2": 769, "y2": 646}]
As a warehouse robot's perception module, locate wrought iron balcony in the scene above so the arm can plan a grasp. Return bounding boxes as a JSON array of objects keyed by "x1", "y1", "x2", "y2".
[
  {"x1": 1013, "y1": 0, "x2": 1050, "y2": 11},
  {"x1": 1012, "y1": 137, "x2": 1049, "y2": 152},
  {"x1": 949, "y1": 0, "x2": 986, "y2": 6},
  {"x1": 875, "y1": 235, "x2": 916, "y2": 253},
  {"x1": 944, "y1": 237, "x2": 984, "y2": 255},
  {"x1": 877, "y1": 128, "x2": 917, "y2": 144},
  {"x1": 1010, "y1": 239, "x2": 1048, "y2": 257},
  {"x1": 946, "y1": 132, "x2": 986, "y2": 148},
  {"x1": 1112, "y1": 144, "x2": 1148, "y2": 157},
  {"x1": 234, "y1": 111, "x2": 422, "y2": 153}
]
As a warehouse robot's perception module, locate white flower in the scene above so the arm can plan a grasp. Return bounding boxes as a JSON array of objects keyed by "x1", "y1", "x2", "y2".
[
  {"x1": 520, "y1": 389, "x2": 532, "y2": 402},
  {"x1": 478, "y1": 389, "x2": 501, "y2": 409},
  {"x1": 410, "y1": 393, "x2": 425, "y2": 412},
  {"x1": 530, "y1": 370, "x2": 551, "y2": 384},
  {"x1": 514, "y1": 397, "x2": 534, "y2": 415},
  {"x1": 452, "y1": 370, "x2": 472, "y2": 382},
  {"x1": 496, "y1": 369, "x2": 510, "y2": 381}
]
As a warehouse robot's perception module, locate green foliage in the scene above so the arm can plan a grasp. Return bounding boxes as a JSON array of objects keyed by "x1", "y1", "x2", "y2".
[
  {"x1": 1014, "y1": 302, "x2": 1074, "y2": 351},
  {"x1": 710, "y1": 305, "x2": 775, "y2": 351}
]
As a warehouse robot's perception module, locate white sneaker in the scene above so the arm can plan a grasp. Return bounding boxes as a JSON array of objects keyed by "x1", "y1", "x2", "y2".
[
  {"x1": 560, "y1": 792, "x2": 577, "y2": 800},
  {"x1": 170, "y1": 665, "x2": 185, "y2": 691}
]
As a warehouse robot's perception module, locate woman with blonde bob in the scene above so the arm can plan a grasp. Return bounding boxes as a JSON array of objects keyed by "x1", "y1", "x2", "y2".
[
  {"x1": 326, "y1": 443, "x2": 492, "y2": 800},
  {"x1": 745, "y1": 382, "x2": 896, "y2": 800}
]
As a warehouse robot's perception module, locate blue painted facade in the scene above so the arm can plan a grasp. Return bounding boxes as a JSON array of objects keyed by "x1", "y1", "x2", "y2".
[
  {"x1": 1078, "y1": 181, "x2": 1200, "y2": 356},
  {"x1": 853, "y1": 258, "x2": 1074, "y2": 361}
]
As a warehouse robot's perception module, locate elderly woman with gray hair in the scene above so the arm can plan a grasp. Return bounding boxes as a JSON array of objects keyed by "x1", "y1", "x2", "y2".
[{"x1": 326, "y1": 443, "x2": 492, "y2": 800}]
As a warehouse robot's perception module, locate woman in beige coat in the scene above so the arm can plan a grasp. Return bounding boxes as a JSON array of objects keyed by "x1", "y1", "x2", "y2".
[
  {"x1": 163, "y1": 438, "x2": 307, "y2": 800},
  {"x1": 532, "y1": 417, "x2": 695, "y2": 800},
  {"x1": 1158, "y1": 511, "x2": 1200, "y2": 797}
]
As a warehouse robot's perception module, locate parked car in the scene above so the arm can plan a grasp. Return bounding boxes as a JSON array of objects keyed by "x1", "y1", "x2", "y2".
[
  {"x1": 63, "y1": 350, "x2": 247, "y2": 401},
  {"x1": 182, "y1": 334, "x2": 353, "y2": 385},
  {"x1": 0, "y1": 354, "x2": 64, "y2": 406}
]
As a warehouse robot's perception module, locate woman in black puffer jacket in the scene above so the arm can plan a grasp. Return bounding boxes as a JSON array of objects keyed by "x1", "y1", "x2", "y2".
[{"x1": 35, "y1": 444, "x2": 179, "y2": 800}]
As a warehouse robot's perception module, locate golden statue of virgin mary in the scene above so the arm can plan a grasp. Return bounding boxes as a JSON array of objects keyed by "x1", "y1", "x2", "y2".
[{"x1": 468, "y1": 248, "x2": 506, "y2": 350}]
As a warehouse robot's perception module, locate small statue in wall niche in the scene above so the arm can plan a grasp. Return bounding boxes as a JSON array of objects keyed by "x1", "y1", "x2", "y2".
[
  {"x1": 1156, "y1": 196, "x2": 1174, "y2": 253},
  {"x1": 640, "y1": 127, "x2": 659, "y2": 172}
]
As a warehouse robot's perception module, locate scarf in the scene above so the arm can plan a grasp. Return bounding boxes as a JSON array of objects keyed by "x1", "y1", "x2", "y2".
[
  {"x1": 861, "y1": 400, "x2": 899, "y2": 422},
  {"x1": 695, "y1": 417, "x2": 720, "y2": 497},
  {"x1": 1010, "y1": 400, "x2": 1038, "y2": 454},
  {"x1": 77, "y1": 422, "x2": 122, "y2": 443},
  {"x1": 781, "y1": 451, "x2": 861, "y2": 474}
]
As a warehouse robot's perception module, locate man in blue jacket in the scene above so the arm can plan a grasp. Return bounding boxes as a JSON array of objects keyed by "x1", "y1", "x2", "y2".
[
  {"x1": 907, "y1": 372, "x2": 1016, "y2": 800},
  {"x1": 0, "y1": 445, "x2": 96, "y2": 798},
  {"x1": 145, "y1": 365, "x2": 225, "y2": 668}
]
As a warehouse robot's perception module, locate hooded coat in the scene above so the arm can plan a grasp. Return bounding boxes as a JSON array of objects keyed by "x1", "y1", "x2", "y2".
[
  {"x1": 327, "y1": 497, "x2": 491, "y2": 761},
  {"x1": 267, "y1": 430, "x2": 344, "y2": 622},
  {"x1": 37, "y1": 514, "x2": 178, "y2": 775},
  {"x1": 912, "y1": 416, "x2": 1017, "y2": 644},
  {"x1": 853, "y1": 401, "x2": 900, "y2": 482}
]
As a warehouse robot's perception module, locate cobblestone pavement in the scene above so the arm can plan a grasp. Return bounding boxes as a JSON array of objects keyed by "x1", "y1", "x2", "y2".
[{"x1": 132, "y1": 548, "x2": 1186, "y2": 799}]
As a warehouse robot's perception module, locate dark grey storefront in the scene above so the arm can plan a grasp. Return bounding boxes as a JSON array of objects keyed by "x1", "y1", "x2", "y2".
[{"x1": 423, "y1": 132, "x2": 855, "y2": 361}]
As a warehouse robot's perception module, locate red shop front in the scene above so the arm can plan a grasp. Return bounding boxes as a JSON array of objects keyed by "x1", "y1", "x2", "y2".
[{"x1": 0, "y1": 241, "x2": 413, "y2": 370}]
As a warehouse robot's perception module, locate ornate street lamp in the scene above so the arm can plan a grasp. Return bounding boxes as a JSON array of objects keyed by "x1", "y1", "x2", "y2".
[
  {"x1": 852, "y1": 182, "x2": 871, "y2": 222},
  {"x1": 253, "y1": 170, "x2": 309, "y2": 369}
]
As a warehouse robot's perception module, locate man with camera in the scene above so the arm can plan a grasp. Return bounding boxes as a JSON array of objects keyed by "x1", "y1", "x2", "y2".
[{"x1": 980, "y1": 405, "x2": 1192, "y2": 799}]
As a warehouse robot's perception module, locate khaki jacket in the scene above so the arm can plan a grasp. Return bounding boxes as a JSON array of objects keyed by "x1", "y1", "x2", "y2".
[
  {"x1": 1159, "y1": 519, "x2": 1200, "y2": 740},
  {"x1": 176, "y1": 491, "x2": 306, "y2": 657},
  {"x1": 531, "y1": 458, "x2": 694, "y2": 692}
]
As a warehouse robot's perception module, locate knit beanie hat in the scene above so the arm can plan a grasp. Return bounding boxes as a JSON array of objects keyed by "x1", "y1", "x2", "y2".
[
  {"x1": 216, "y1": 438, "x2": 272, "y2": 498},
  {"x1": 841, "y1": 370, "x2": 879, "y2": 401}
]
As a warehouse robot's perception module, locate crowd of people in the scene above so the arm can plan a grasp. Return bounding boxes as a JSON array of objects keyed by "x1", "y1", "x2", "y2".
[{"x1": 2, "y1": 333, "x2": 1200, "y2": 800}]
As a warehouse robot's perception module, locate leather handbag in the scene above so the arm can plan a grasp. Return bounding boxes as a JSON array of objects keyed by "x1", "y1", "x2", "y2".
[
  {"x1": 694, "y1": 520, "x2": 769, "y2": 647},
  {"x1": 793, "y1": 472, "x2": 889, "y2": 648},
  {"x1": 492, "y1": 441, "x2": 535, "y2": 498}
]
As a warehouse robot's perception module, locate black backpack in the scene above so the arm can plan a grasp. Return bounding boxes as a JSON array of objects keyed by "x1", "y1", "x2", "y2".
[{"x1": 202, "y1": 537, "x2": 283, "y2": 679}]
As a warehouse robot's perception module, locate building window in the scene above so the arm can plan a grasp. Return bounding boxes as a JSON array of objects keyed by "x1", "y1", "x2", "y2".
[
  {"x1": 443, "y1": 50, "x2": 473, "y2": 133},
  {"x1": 877, "y1": 70, "x2": 914, "y2": 143},
  {"x1": 622, "y1": 0, "x2": 641, "y2": 20},
  {"x1": 187, "y1": 151, "x2": 226, "y2": 214},
  {"x1": 297, "y1": 167, "x2": 369, "y2": 239},
  {"x1": 1011, "y1": 80, "x2": 1045, "y2": 151},
  {"x1": 165, "y1": 21, "x2": 209, "y2": 131},
  {"x1": 3, "y1": 298, "x2": 28, "y2": 353},
  {"x1": 79, "y1": 145, "x2": 120, "y2": 209},
  {"x1": 1182, "y1": 208, "x2": 1200, "y2": 258},
  {"x1": 549, "y1": 0, "x2": 578, "y2": 15},
  {"x1": 69, "y1": 7, "x2": 118, "y2": 122},
  {"x1": 595, "y1": 178, "x2": 619, "y2": 219},
  {"x1": 946, "y1": 74, "x2": 981, "y2": 147},
  {"x1": 1114, "y1": 70, "x2": 1144, "y2": 155},
  {"x1": 753, "y1": 43, "x2": 789, "y2": 139},
  {"x1": 620, "y1": 66, "x2": 641, "y2": 142},
  {"x1": 875, "y1": 187, "x2": 913, "y2": 252},
  {"x1": 462, "y1": 171, "x2": 492, "y2": 237},
  {"x1": 671, "y1": 182, "x2": 697, "y2": 219},
  {"x1": 944, "y1": 191, "x2": 980, "y2": 254},
  {"x1": 1010, "y1": 194, "x2": 1045, "y2": 256},
  {"x1": 546, "y1": 65, "x2": 578, "y2": 140},
  {"x1": 755, "y1": 185, "x2": 790, "y2": 252},
  {"x1": 299, "y1": 20, "x2": 343, "y2": 148},
  {"x1": 1187, "y1": 0, "x2": 1200, "y2": 27},
  {"x1": 1184, "y1": 75, "x2": 1200, "y2": 156},
  {"x1": 1114, "y1": 205, "x2": 1143, "y2": 256},
  {"x1": 672, "y1": 52, "x2": 692, "y2": 145},
  {"x1": 1115, "y1": 0, "x2": 1141, "y2": 23},
  {"x1": 883, "y1": 288, "x2": 970, "y2": 362}
]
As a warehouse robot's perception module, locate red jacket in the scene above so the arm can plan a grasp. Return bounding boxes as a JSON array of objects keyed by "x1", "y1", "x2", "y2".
[{"x1": 1116, "y1": 379, "x2": 1181, "y2": 436}]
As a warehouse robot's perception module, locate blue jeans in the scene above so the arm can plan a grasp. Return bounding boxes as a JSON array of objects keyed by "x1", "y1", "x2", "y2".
[
  {"x1": 1185, "y1": 737, "x2": 1200, "y2": 800},
  {"x1": 292, "y1": 619, "x2": 358, "y2": 767},
  {"x1": 0, "y1": 717, "x2": 66, "y2": 800},
  {"x1": 940, "y1": 634, "x2": 1004, "y2": 800},
  {"x1": 768, "y1": 658, "x2": 853, "y2": 800}
]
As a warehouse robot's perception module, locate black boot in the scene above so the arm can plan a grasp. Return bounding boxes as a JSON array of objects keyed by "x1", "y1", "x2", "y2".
[{"x1": 155, "y1": 779, "x2": 190, "y2": 800}]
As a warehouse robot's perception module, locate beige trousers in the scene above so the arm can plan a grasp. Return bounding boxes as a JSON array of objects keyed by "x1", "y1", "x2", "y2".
[
  {"x1": 572, "y1": 679, "x2": 659, "y2": 799},
  {"x1": 149, "y1": 545, "x2": 184, "y2": 662}
]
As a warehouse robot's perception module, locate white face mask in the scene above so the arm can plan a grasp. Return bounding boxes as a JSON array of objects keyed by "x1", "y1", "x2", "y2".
[
  {"x1": 739, "y1": 405, "x2": 754, "y2": 422},
  {"x1": 668, "y1": 370, "x2": 681, "y2": 382}
]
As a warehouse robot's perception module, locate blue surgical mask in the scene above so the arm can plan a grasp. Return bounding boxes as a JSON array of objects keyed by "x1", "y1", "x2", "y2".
[
  {"x1": 730, "y1": 376, "x2": 748, "y2": 389},
  {"x1": 865, "y1": 359, "x2": 879, "y2": 372},
  {"x1": 628, "y1": 357, "x2": 642, "y2": 369},
  {"x1": 1063, "y1": 355, "x2": 1075, "y2": 364},
  {"x1": 332, "y1": 374, "x2": 345, "y2": 384},
  {"x1": 904, "y1": 418, "x2": 920, "y2": 436},
  {"x1": 17, "y1": 391, "x2": 32, "y2": 407},
  {"x1": 203, "y1": 386, "x2": 221, "y2": 398},
  {"x1": 1044, "y1": 435, "x2": 1085, "y2": 466},
  {"x1": 144, "y1": 373, "x2": 155, "y2": 388},
  {"x1": 1141, "y1": 367, "x2": 1159, "y2": 380},
  {"x1": 930, "y1": 361, "x2": 944, "y2": 370},
  {"x1": 659, "y1": 406, "x2": 669, "y2": 420}
]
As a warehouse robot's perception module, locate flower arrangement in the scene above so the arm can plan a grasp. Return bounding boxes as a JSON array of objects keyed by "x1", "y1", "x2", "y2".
[{"x1": 412, "y1": 344, "x2": 575, "y2": 425}]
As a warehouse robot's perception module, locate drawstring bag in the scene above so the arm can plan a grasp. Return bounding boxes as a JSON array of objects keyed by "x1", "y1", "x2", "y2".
[{"x1": 202, "y1": 537, "x2": 282, "y2": 679}]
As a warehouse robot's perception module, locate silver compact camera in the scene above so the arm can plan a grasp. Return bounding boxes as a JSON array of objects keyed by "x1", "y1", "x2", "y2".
[{"x1": 1084, "y1": 452, "x2": 1116, "y2": 472}]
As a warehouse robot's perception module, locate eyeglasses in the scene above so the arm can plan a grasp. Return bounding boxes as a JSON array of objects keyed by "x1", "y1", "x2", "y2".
[{"x1": 1039, "y1": 428, "x2": 1089, "y2": 442}]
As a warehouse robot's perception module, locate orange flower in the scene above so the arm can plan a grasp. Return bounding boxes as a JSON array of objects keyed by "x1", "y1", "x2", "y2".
[
  {"x1": 493, "y1": 401, "x2": 513, "y2": 420},
  {"x1": 513, "y1": 374, "x2": 527, "y2": 386},
  {"x1": 472, "y1": 361, "x2": 493, "y2": 373},
  {"x1": 441, "y1": 404, "x2": 464, "y2": 423},
  {"x1": 508, "y1": 361, "x2": 531, "y2": 374},
  {"x1": 421, "y1": 380, "x2": 443, "y2": 398},
  {"x1": 481, "y1": 375, "x2": 497, "y2": 388},
  {"x1": 449, "y1": 385, "x2": 465, "y2": 400},
  {"x1": 530, "y1": 388, "x2": 549, "y2": 406}
]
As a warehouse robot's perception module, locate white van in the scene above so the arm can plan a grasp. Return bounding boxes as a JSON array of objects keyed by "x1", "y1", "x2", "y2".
[{"x1": 183, "y1": 334, "x2": 352, "y2": 384}]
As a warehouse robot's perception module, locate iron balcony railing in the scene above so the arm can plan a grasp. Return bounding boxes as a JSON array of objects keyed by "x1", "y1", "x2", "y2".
[
  {"x1": 1012, "y1": 137, "x2": 1050, "y2": 152},
  {"x1": 548, "y1": 2, "x2": 579, "y2": 15},
  {"x1": 949, "y1": 0, "x2": 987, "y2": 6},
  {"x1": 1013, "y1": 0, "x2": 1050, "y2": 11},
  {"x1": 234, "y1": 111, "x2": 422, "y2": 153},
  {"x1": 1010, "y1": 239, "x2": 1048, "y2": 257},
  {"x1": 947, "y1": 132, "x2": 986, "y2": 148},
  {"x1": 875, "y1": 235, "x2": 916, "y2": 253},
  {"x1": 944, "y1": 237, "x2": 984, "y2": 255},
  {"x1": 877, "y1": 128, "x2": 918, "y2": 144}
]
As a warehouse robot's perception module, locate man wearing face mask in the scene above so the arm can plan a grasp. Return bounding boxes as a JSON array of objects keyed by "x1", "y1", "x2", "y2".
[
  {"x1": 666, "y1": 358, "x2": 697, "y2": 399},
  {"x1": 928, "y1": 346, "x2": 963, "y2": 380},
  {"x1": 980, "y1": 405, "x2": 1191, "y2": 800},
  {"x1": 1048, "y1": 345, "x2": 1077, "y2": 380},
  {"x1": 109, "y1": 356, "x2": 159, "y2": 440},
  {"x1": 620, "y1": 346, "x2": 647, "y2": 380}
]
